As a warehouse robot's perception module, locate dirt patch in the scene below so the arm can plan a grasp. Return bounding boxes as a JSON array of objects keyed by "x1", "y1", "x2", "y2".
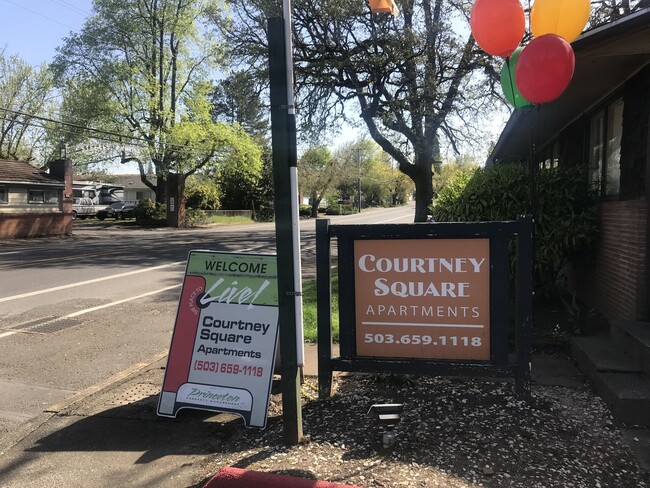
[{"x1": 193, "y1": 374, "x2": 649, "y2": 487}]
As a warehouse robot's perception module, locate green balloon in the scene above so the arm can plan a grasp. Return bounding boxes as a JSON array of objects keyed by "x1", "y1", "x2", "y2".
[{"x1": 500, "y1": 47, "x2": 533, "y2": 108}]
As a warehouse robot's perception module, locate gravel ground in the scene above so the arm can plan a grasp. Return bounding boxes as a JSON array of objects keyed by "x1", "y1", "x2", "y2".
[{"x1": 194, "y1": 374, "x2": 649, "y2": 488}]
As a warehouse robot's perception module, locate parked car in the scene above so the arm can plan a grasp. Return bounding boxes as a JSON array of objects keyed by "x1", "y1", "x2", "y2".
[
  {"x1": 72, "y1": 197, "x2": 96, "y2": 220},
  {"x1": 96, "y1": 202, "x2": 136, "y2": 220}
]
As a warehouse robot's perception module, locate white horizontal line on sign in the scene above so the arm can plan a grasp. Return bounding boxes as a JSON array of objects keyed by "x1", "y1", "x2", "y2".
[{"x1": 362, "y1": 322, "x2": 485, "y2": 328}]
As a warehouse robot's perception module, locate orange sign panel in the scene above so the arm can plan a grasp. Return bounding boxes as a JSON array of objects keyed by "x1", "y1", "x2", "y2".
[{"x1": 354, "y1": 239, "x2": 490, "y2": 360}]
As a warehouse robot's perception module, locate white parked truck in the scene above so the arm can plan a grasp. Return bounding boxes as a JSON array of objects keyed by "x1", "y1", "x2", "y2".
[{"x1": 72, "y1": 197, "x2": 96, "y2": 219}]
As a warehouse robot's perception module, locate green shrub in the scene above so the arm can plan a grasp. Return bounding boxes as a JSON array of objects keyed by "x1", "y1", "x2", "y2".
[
  {"x1": 185, "y1": 182, "x2": 220, "y2": 210},
  {"x1": 134, "y1": 199, "x2": 167, "y2": 227},
  {"x1": 431, "y1": 165, "x2": 598, "y2": 294},
  {"x1": 325, "y1": 204, "x2": 356, "y2": 215},
  {"x1": 184, "y1": 208, "x2": 209, "y2": 227},
  {"x1": 299, "y1": 204, "x2": 312, "y2": 217},
  {"x1": 255, "y1": 205, "x2": 274, "y2": 222}
]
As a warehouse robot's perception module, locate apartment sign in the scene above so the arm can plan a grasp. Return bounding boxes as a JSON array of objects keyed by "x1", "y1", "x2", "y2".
[
  {"x1": 158, "y1": 251, "x2": 279, "y2": 428},
  {"x1": 354, "y1": 239, "x2": 490, "y2": 360}
]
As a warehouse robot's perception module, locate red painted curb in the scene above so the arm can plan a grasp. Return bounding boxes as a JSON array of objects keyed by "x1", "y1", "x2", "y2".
[{"x1": 203, "y1": 466, "x2": 364, "y2": 488}]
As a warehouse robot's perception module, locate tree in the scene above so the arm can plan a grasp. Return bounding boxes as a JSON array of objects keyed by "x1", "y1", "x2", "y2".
[
  {"x1": 334, "y1": 138, "x2": 414, "y2": 207},
  {"x1": 299, "y1": 146, "x2": 344, "y2": 217},
  {"x1": 220, "y1": 0, "x2": 500, "y2": 221},
  {"x1": 432, "y1": 155, "x2": 479, "y2": 198},
  {"x1": 590, "y1": 0, "x2": 647, "y2": 25},
  {"x1": 52, "y1": 0, "x2": 229, "y2": 202},
  {"x1": 0, "y1": 51, "x2": 54, "y2": 161},
  {"x1": 211, "y1": 71, "x2": 269, "y2": 139},
  {"x1": 214, "y1": 136, "x2": 264, "y2": 209}
]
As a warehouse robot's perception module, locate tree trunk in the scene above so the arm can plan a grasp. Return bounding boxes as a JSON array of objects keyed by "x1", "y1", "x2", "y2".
[
  {"x1": 155, "y1": 180, "x2": 166, "y2": 204},
  {"x1": 311, "y1": 200, "x2": 320, "y2": 218},
  {"x1": 413, "y1": 160, "x2": 433, "y2": 222}
]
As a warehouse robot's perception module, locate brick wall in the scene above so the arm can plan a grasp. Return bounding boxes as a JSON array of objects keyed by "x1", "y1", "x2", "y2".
[
  {"x1": 0, "y1": 213, "x2": 72, "y2": 238},
  {"x1": 575, "y1": 200, "x2": 648, "y2": 320}
]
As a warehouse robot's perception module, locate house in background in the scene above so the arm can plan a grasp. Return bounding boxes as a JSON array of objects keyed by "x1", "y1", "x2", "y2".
[
  {"x1": 110, "y1": 174, "x2": 157, "y2": 203},
  {"x1": 490, "y1": 9, "x2": 650, "y2": 425},
  {"x1": 0, "y1": 159, "x2": 73, "y2": 239}
]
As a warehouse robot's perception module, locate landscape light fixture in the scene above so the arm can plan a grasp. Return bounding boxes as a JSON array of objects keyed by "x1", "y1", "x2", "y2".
[{"x1": 367, "y1": 403, "x2": 404, "y2": 448}]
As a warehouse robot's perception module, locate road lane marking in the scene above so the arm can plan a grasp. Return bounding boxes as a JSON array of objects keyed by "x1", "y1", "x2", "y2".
[
  {"x1": 382, "y1": 215, "x2": 413, "y2": 222},
  {"x1": 0, "y1": 261, "x2": 186, "y2": 303},
  {"x1": 0, "y1": 248, "x2": 136, "y2": 268},
  {"x1": 65, "y1": 284, "x2": 181, "y2": 318},
  {"x1": 0, "y1": 285, "x2": 181, "y2": 341}
]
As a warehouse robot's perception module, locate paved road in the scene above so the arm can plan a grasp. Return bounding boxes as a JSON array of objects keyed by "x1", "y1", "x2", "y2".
[{"x1": 0, "y1": 204, "x2": 415, "y2": 440}]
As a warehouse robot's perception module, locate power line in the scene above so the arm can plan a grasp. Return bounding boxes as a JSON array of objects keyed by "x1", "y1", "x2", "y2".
[
  {"x1": 47, "y1": 0, "x2": 91, "y2": 17},
  {"x1": 0, "y1": 106, "x2": 240, "y2": 157},
  {"x1": 2, "y1": 0, "x2": 77, "y2": 31},
  {"x1": 0, "y1": 106, "x2": 146, "y2": 143}
]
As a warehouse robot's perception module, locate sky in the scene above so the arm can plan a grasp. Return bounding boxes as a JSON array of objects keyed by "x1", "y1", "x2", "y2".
[
  {"x1": 0, "y1": 0, "x2": 93, "y2": 66},
  {"x1": 0, "y1": 0, "x2": 502, "y2": 167}
]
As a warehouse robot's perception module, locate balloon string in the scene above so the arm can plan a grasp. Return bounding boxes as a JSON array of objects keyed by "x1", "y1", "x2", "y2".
[{"x1": 506, "y1": 57, "x2": 517, "y2": 109}]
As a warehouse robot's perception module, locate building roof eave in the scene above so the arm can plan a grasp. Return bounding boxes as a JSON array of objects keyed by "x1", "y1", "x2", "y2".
[{"x1": 490, "y1": 8, "x2": 650, "y2": 164}]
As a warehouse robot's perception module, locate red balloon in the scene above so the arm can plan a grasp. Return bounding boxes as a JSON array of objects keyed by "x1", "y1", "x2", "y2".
[
  {"x1": 470, "y1": 0, "x2": 525, "y2": 58},
  {"x1": 515, "y1": 34, "x2": 575, "y2": 104}
]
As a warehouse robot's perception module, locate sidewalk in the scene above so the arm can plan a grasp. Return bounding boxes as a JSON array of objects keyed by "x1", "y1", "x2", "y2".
[{"x1": 0, "y1": 345, "x2": 647, "y2": 488}]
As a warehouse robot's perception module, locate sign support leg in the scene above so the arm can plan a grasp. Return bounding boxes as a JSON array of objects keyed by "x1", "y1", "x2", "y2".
[{"x1": 316, "y1": 219, "x2": 333, "y2": 398}]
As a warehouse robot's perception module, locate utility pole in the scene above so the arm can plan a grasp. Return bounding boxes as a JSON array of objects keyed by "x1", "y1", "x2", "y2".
[{"x1": 357, "y1": 148, "x2": 362, "y2": 213}]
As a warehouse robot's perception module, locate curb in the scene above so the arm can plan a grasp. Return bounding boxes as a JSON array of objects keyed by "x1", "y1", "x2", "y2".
[{"x1": 0, "y1": 350, "x2": 168, "y2": 456}]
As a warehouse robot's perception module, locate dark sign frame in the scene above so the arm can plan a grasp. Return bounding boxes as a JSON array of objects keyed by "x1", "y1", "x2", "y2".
[{"x1": 316, "y1": 216, "x2": 534, "y2": 400}]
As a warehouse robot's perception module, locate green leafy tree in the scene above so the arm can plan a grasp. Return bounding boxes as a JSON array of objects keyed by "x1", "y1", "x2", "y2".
[
  {"x1": 220, "y1": 0, "x2": 501, "y2": 221},
  {"x1": 0, "y1": 52, "x2": 54, "y2": 161},
  {"x1": 431, "y1": 156, "x2": 480, "y2": 199},
  {"x1": 52, "y1": 0, "x2": 228, "y2": 202},
  {"x1": 299, "y1": 146, "x2": 344, "y2": 217},
  {"x1": 333, "y1": 139, "x2": 413, "y2": 208},
  {"x1": 212, "y1": 131, "x2": 264, "y2": 209}
]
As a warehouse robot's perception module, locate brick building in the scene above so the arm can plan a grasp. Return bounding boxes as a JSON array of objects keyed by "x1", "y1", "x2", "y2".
[{"x1": 0, "y1": 159, "x2": 73, "y2": 239}]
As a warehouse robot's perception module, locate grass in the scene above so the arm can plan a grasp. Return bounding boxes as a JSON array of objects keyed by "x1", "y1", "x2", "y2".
[
  {"x1": 302, "y1": 269, "x2": 339, "y2": 343},
  {"x1": 207, "y1": 215, "x2": 254, "y2": 225}
]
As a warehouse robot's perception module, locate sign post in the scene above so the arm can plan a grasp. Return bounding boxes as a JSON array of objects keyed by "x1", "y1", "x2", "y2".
[
  {"x1": 158, "y1": 251, "x2": 279, "y2": 428},
  {"x1": 268, "y1": 8, "x2": 304, "y2": 444}
]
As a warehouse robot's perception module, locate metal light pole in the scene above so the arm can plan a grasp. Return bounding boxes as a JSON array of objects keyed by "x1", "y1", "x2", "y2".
[
  {"x1": 268, "y1": 0, "x2": 304, "y2": 446},
  {"x1": 357, "y1": 148, "x2": 362, "y2": 213}
]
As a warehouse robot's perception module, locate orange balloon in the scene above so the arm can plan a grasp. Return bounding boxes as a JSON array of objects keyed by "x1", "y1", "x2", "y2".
[
  {"x1": 531, "y1": 0, "x2": 591, "y2": 43},
  {"x1": 471, "y1": 0, "x2": 525, "y2": 58}
]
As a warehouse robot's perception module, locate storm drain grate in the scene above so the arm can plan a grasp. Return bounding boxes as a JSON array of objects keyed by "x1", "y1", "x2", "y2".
[
  {"x1": 18, "y1": 318, "x2": 81, "y2": 334},
  {"x1": 8, "y1": 316, "x2": 58, "y2": 331},
  {"x1": 109, "y1": 383, "x2": 160, "y2": 407}
]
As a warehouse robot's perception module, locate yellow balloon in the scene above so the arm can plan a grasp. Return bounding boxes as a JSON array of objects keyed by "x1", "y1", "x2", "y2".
[{"x1": 531, "y1": 0, "x2": 591, "y2": 43}]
